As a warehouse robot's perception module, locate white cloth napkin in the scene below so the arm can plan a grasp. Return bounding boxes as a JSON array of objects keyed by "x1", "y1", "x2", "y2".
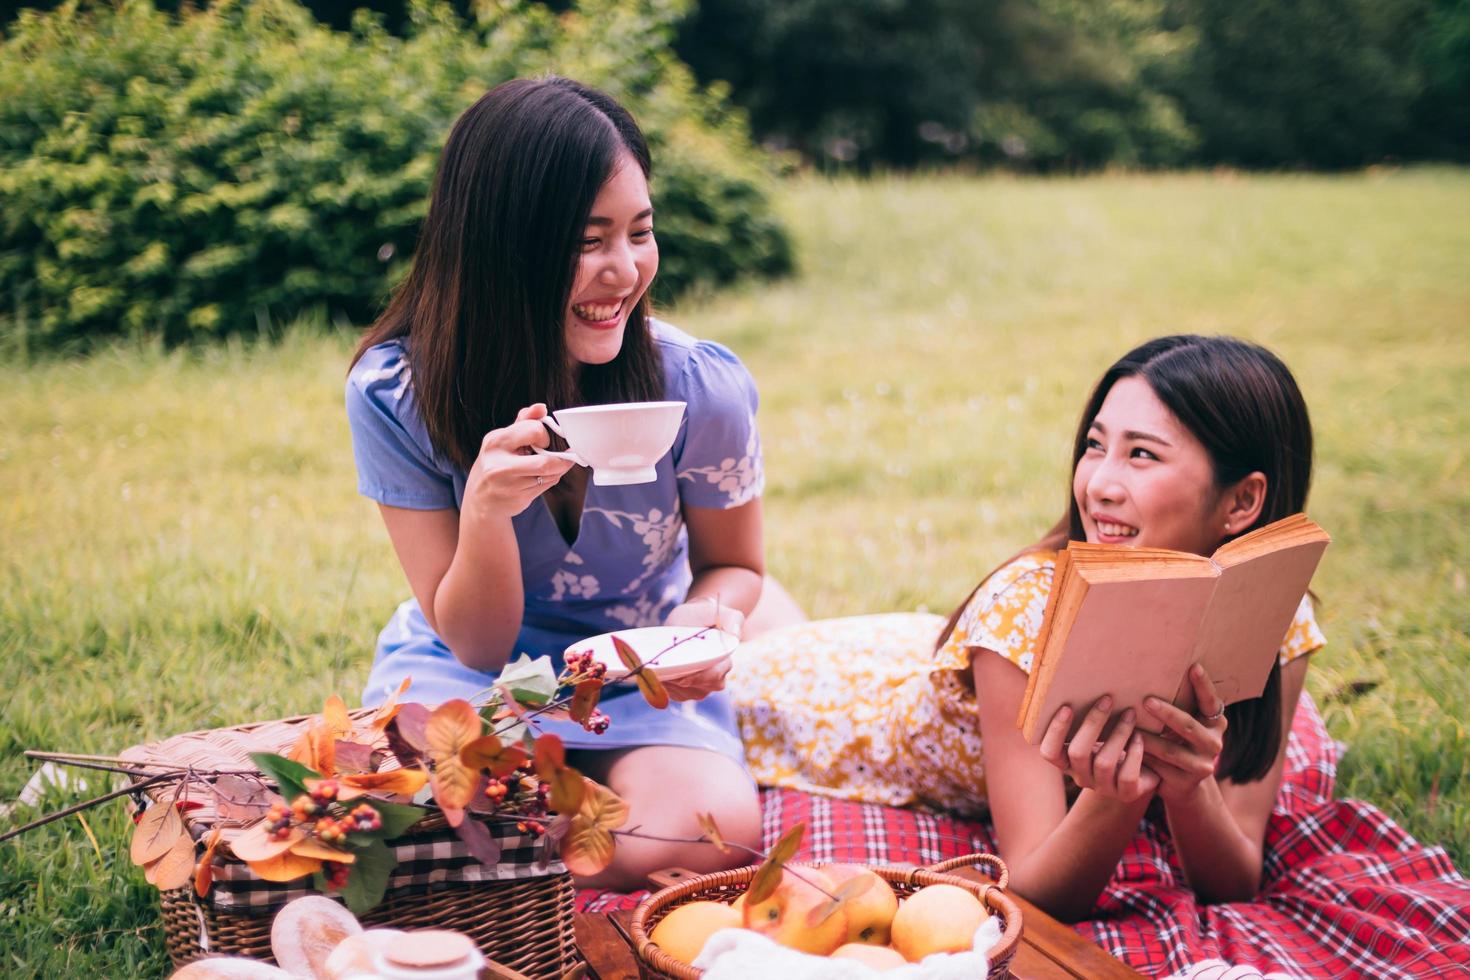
[{"x1": 694, "y1": 917, "x2": 1003, "y2": 980}]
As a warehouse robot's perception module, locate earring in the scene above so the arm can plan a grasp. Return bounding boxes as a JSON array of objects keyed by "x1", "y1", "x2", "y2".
[{"x1": 1223, "y1": 522, "x2": 1231, "y2": 533}]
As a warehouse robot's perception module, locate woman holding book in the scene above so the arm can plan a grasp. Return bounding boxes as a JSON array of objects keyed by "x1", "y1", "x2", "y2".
[
  {"x1": 344, "y1": 77, "x2": 803, "y2": 888},
  {"x1": 729, "y1": 334, "x2": 1324, "y2": 919}
]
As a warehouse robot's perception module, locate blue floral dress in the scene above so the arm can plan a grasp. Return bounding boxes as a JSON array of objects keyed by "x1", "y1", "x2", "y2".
[{"x1": 345, "y1": 319, "x2": 763, "y2": 761}]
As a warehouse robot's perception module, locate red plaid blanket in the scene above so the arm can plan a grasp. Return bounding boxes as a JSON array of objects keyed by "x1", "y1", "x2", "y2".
[{"x1": 578, "y1": 695, "x2": 1470, "y2": 978}]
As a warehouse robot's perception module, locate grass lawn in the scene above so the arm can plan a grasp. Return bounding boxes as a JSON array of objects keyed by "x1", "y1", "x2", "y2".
[{"x1": 3, "y1": 168, "x2": 1468, "y2": 975}]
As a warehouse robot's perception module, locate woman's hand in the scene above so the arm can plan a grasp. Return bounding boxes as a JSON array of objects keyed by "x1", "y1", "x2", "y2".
[
  {"x1": 1038, "y1": 696, "x2": 1158, "y2": 803},
  {"x1": 659, "y1": 597, "x2": 745, "y2": 701},
  {"x1": 461, "y1": 404, "x2": 575, "y2": 524},
  {"x1": 1138, "y1": 664, "x2": 1227, "y2": 804}
]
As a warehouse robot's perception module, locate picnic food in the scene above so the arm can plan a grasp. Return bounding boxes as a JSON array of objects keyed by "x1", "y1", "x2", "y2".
[
  {"x1": 890, "y1": 883, "x2": 988, "y2": 961},
  {"x1": 323, "y1": 929, "x2": 406, "y2": 979},
  {"x1": 648, "y1": 900, "x2": 743, "y2": 965},
  {"x1": 741, "y1": 867, "x2": 849, "y2": 955},
  {"x1": 823, "y1": 864, "x2": 899, "y2": 944},
  {"x1": 270, "y1": 895, "x2": 362, "y2": 977},
  {"x1": 831, "y1": 942, "x2": 908, "y2": 970}
]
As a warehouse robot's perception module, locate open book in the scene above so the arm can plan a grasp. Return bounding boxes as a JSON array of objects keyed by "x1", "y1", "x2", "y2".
[{"x1": 1017, "y1": 513, "x2": 1330, "y2": 743}]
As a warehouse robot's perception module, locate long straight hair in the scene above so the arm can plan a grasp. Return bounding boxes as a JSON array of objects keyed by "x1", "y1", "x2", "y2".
[
  {"x1": 944, "y1": 335, "x2": 1314, "y2": 782},
  {"x1": 352, "y1": 77, "x2": 664, "y2": 470}
]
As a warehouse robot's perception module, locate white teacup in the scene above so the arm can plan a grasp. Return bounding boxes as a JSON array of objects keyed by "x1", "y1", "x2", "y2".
[{"x1": 533, "y1": 401, "x2": 686, "y2": 486}]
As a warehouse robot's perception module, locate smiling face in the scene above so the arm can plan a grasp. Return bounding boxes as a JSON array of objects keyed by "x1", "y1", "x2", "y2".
[
  {"x1": 563, "y1": 150, "x2": 658, "y2": 367},
  {"x1": 1072, "y1": 375, "x2": 1236, "y2": 556}
]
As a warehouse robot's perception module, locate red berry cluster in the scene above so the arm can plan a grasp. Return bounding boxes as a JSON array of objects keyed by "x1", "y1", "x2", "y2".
[
  {"x1": 323, "y1": 861, "x2": 351, "y2": 891},
  {"x1": 264, "y1": 801, "x2": 294, "y2": 840},
  {"x1": 584, "y1": 710, "x2": 611, "y2": 735},
  {"x1": 561, "y1": 650, "x2": 609, "y2": 681},
  {"x1": 347, "y1": 803, "x2": 382, "y2": 833},
  {"x1": 259, "y1": 778, "x2": 383, "y2": 853},
  {"x1": 516, "y1": 820, "x2": 546, "y2": 837}
]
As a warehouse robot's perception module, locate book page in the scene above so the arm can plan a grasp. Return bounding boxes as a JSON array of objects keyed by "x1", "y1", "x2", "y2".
[
  {"x1": 1027, "y1": 574, "x2": 1218, "y2": 742},
  {"x1": 1188, "y1": 538, "x2": 1329, "y2": 705}
]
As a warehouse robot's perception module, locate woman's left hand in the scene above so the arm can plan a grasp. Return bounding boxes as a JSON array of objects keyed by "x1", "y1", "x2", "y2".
[
  {"x1": 1138, "y1": 663, "x2": 1228, "y2": 803},
  {"x1": 659, "y1": 597, "x2": 745, "y2": 701}
]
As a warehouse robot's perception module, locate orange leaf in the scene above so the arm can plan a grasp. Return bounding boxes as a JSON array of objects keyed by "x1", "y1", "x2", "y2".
[
  {"x1": 696, "y1": 812, "x2": 730, "y2": 854},
  {"x1": 247, "y1": 849, "x2": 324, "y2": 883},
  {"x1": 194, "y1": 828, "x2": 223, "y2": 896},
  {"x1": 368, "y1": 677, "x2": 412, "y2": 735},
  {"x1": 339, "y1": 768, "x2": 429, "y2": 798},
  {"x1": 746, "y1": 822, "x2": 806, "y2": 905},
  {"x1": 288, "y1": 721, "x2": 336, "y2": 776},
  {"x1": 426, "y1": 699, "x2": 483, "y2": 823},
  {"x1": 561, "y1": 779, "x2": 630, "y2": 877},
  {"x1": 130, "y1": 803, "x2": 186, "y2": 866},
  {"x1": 533, "y1": 734, "x2": 585, "y2": 814},
  {"x1": 611, "y1": 635, "x2": 668, "y2": 709},
  {"x1": 570, "y1": 680, "x2": 603, "y2": 726},
  {"x1": 289, "y1": 837, "x2": 356, "y2": 863},
  {"x1": 229, "y1": 822, "x2": 304, "y2": 862},
  {"x1": 323, "y1": 694, "x2": 354, "y2": 740},
  {"x1": 460, "y1": 734, "x2": 529, "y2": 779},
  {"x1": 145, "y1": 831, "x2": 196, "y2": 891}
]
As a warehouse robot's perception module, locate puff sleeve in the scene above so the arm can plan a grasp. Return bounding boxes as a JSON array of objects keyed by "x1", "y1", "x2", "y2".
[
  {"x1": 673, "y1": 339, "x2": 764, "y2": 510},
  {"x1": 345, "y1": 345, "x2": 458, "y2": 511}
]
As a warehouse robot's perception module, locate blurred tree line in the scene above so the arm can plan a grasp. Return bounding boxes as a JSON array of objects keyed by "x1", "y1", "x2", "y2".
[
  {"x1": 674, "y1": 0, "x2": 1469, "y2": 170},
  {"x1": 4, "y1": 0, "x2": 1462, "y2": 172}
]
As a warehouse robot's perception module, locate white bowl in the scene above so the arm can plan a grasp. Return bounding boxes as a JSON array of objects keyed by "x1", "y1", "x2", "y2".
[{"x1": 567, "y1": 626, "x2": 739, "y2": 682}]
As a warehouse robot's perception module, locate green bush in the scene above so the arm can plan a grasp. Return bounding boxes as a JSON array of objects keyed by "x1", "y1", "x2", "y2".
[{"x1": 0, "y1": 0, "x2": 791, "y2": 353}]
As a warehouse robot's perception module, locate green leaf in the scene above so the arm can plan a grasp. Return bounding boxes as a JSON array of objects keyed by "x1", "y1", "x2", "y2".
[
  {"x1": 249, "y1": 752, "x2": 320, "y2": 800},
  {"x1": 340, "y1": 837, "x2": 394, "y2": 916},
  {"x1": 352, "y1": 797, "x2": 424, "y2": 840},
  {"x1": 497, "y1": 653, "x2": 558, "y2": 707}
]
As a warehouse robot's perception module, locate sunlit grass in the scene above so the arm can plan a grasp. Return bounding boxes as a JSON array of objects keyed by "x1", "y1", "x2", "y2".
[{"x1": 3, "y1": 167, "x2": 1468, "y2": 974}]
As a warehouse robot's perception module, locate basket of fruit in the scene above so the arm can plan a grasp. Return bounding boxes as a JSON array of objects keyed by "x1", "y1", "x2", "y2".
[{"x1": 628, "y1": 852, "x2": 1023, "y2": 978}]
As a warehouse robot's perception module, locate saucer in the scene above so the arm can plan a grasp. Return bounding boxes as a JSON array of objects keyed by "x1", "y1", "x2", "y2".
[{"x1": 567, "y1": 626, "x2": 739, "y2": 682}]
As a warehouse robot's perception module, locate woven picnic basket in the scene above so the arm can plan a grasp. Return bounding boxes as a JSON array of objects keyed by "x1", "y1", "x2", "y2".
[
  {"x1": 627, "y1": 853, "x2": 1022, "y2": 979},
  {"x1": 121, "y1": 710, "x2": 578, "y2": 979}
]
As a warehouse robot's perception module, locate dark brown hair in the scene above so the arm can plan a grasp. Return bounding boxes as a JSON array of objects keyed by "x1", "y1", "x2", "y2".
[
  {"x1": 352, "y1": 76, "x2": 663, "y2": 470},
  {"x1": 946, "y1": 335, "x2": 1314, "y2": 782}
]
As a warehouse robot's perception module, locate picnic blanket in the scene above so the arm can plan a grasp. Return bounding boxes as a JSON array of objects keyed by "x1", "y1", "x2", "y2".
[{"x1": 577, "y1": 694, "x2": 1470, "y2": 978}]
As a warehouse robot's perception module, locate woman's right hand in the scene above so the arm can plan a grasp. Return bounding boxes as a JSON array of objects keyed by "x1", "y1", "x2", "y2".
[
  {"x1": 461, "y1": 404, "x2": 576, "y2": 524},
  {"x1": 1038, "y1": 696, "x2": 1159, "y2": 803}
]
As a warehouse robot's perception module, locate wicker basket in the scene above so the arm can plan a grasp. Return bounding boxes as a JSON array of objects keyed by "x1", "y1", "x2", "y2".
[
  {"x1": 627, "y1": 854, "x2": 1022, "y2": 979},
  {"x1": 121, "y1": 710, "x2": 579, "y2": 979}
]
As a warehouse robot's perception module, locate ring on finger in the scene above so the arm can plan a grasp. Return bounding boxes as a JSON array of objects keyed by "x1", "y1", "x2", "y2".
[
  {"x1": 535, "y1": 475, "x2": 545, "y2": 486},
  {"x1": 1204, "y1": 706, "x2": 1224, "y2": 722}
]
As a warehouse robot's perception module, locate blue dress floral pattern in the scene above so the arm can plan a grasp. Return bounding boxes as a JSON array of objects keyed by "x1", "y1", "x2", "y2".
[{"x1": 345, "y1": 319, "x2": 763, "y2": 761}]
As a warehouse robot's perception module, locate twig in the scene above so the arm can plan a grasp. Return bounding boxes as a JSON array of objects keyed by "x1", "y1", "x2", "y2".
[
  {"x1": 0, "y1": 771, "x2": 178, "y2": 843},
  {"x1": 22, "y1": 755, "x2": 257, "y2": 782},
  {"x1": 25, "y1": 750, "x2": 175, "y2": 769}
]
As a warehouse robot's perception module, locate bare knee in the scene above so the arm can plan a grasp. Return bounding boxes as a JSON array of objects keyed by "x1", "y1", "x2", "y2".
[{"x1": 573, "y1": 747, "x2": 760, "y2": 891}]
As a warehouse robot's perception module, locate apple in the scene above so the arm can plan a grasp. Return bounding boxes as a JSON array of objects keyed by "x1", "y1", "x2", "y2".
[
  {"x1": 823, "y1": 864, "x2": 899, "y2": 945},
  {"x1": 649, "y1": 900, "x2": 743, "y2": 965},
  {"x1": 740, "y1": 867, "x2": 848, "y2": 956},
  {"x1": 831, "y1": 942, "x2": 908, "y2": 971},
  {"x1": 890, "y1": 883, "x2": 989, "y2": 961}
]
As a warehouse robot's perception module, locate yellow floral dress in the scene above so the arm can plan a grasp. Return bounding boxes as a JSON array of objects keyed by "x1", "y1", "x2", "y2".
[{"x1": 728, "y1": 550, "x2": 1326, "y2": 817}]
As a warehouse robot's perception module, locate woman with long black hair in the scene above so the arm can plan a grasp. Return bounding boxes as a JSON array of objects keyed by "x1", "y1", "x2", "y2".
[{"x1": 346, "y1": 76, "x2": 801, "y2": 887}]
